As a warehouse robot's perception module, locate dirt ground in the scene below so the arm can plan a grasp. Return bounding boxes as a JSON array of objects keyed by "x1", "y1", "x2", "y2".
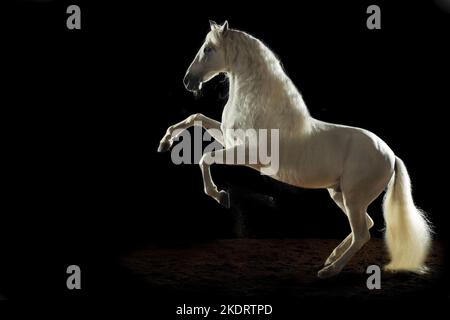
[{"x1": 122, "y1": 238, "x2": 446, "y2": 302}]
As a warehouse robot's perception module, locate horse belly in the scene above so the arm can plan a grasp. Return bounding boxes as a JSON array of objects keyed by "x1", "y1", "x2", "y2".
[
  {"x1": 273, "y1": 146, "x2": 344, "y2": 189},
  {"x1": 275, "y1": 166, "x2": 341, "y2": 189}
]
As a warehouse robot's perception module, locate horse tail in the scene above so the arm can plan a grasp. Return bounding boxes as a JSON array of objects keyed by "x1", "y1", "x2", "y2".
[{"x1": 382, "y1": 156, "x2": 432, "y2": 272}]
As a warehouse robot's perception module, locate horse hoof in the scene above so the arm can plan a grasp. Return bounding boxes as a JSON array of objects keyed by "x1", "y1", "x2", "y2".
[
  {"x1": 317, "y1": 265, "x2": 339, "y2": 279},
  {"x1": 218, "y1": 190, "x2": 230, "y2": 208},
  {"x1": 324, "y1": 255, "x2": 335, "y2": 267},
  {"x1": 157, "y1": 140, "x2": 172, "y2": 153}
]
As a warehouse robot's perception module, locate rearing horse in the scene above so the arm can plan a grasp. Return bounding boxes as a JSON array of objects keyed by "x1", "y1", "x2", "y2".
[{"x1": 158, "y1": 21, "x2": 431, "y2": 278}]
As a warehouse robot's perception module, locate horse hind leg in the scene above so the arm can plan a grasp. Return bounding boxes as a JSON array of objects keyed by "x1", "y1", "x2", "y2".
[
  {"x1": 324, "y1": 188, "x2": 374, "y2": 267},
  {"x1": 318, "y1": 194, "x2": 371, "y2": 279}
]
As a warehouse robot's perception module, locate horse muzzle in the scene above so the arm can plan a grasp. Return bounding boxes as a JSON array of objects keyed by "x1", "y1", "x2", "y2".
[{"x1": 183, "y1": 73, "x2": 202, "y2": 92}]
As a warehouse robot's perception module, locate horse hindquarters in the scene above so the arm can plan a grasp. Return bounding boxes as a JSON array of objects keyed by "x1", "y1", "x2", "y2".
[{"x1": 317, "y1": 130, "x2": 396, "y2": 277}]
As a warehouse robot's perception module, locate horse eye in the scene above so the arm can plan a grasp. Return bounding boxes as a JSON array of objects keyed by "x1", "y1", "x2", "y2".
[{"x1": 203, "y1": 46, "x2": 213, "y2": 54}]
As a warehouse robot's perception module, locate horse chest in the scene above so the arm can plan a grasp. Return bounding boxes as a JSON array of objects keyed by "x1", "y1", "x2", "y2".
[
  {"x1": 221, "y1": 102, "x2": 265, "y2": 148},
  {"x1": 221, "y1": 103, "x2": 257, "y2": 132}
]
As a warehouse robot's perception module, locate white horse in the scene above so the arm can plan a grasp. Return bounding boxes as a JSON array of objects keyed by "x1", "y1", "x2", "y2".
[{"x1": 158, "y1": 21, "x2": 432, "y2": 278}]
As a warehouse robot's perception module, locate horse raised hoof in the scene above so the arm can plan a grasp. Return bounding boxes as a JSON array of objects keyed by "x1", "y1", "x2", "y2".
[
  {"x1": 157, "y1": 140, "x2": 172, "y2": 153},
  {"x1": 218, "y1": 190, "x2": 230, "y2": 208}
]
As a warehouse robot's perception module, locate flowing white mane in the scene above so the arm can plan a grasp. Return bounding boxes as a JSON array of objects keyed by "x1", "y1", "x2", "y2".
[{"x1": 216, "y1": 28, "x2": 311, "y2": 133}]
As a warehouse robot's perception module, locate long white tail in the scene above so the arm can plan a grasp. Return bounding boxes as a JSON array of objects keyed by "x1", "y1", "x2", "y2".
[{"x1": 382, "y1": 156, "x2": 432, "y2": 272}]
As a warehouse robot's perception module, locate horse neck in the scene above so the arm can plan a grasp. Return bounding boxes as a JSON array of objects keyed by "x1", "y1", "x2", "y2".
[{"x1": 226, "y1": 39, "x2": 311, "y2": 130}]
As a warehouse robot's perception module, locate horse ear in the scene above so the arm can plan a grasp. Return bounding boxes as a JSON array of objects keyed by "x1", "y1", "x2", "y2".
[
  {"x1": 221, "y1": 21, "x2": 229, "y2": 34},
  {"x1": 209, "y1": 20, "x2": 219, "y2": 31}
]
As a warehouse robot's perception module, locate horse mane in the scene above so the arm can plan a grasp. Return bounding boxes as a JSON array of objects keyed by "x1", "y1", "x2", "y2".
[{"x1": 213, "y1": 28, "x2": 310, "y2": 126}]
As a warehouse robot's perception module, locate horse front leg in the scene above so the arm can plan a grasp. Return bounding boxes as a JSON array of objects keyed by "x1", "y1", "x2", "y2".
[
  {"x1": 199, "y1": 150, "x2": 230, "y2": 208},
  {"x1": 158, "y1": 113, "x2": 224, "y2": 152},
  {"x1": 199, "y1": 144, "x2": 264, "y2": 208}
]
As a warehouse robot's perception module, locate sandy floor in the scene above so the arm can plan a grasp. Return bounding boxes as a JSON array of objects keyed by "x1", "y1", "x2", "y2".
[{"x1": 122, "y1": 238, "x2": 445, "y2": 301}]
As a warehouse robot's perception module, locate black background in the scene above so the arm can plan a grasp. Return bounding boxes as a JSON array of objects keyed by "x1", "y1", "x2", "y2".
[{"x1": 1, "y1": 0, "x2": 449, "y2": 310}]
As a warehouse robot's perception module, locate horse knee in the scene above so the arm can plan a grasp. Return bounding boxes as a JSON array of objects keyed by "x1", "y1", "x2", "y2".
[{"x1": 187, "y1": 113, "x2": 203, "y2": 125}]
